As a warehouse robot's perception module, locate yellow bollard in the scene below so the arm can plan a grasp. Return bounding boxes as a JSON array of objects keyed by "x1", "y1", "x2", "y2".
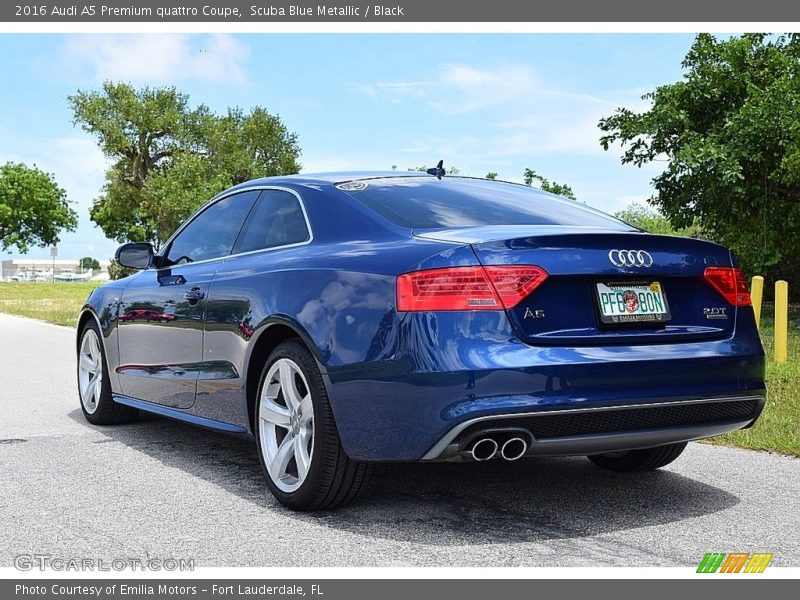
[
  {"x1": 775, "y1": 280, "x2": 789, "y2": 363},
  {"x1": 751, "y1": 275, "x2": 764, "y2": 330}
]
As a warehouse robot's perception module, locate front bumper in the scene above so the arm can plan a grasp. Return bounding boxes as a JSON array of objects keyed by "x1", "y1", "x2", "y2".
[{"x1": 421, "y1": 394, "x2": 766, "y2": 461}]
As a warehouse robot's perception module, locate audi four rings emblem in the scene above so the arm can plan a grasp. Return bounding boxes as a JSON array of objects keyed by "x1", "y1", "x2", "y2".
[{"x1": 608, "y1": 249, "x2": 654, "y2": 268}]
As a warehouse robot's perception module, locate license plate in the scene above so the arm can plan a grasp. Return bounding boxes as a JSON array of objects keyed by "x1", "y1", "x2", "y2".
[{"x1": 595, "y1": 281, "x2": 671, "y2": 325}]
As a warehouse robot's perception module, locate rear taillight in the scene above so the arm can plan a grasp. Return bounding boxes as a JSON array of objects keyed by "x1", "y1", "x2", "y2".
[
  {"x1": 704, "y1": 266, "x2": 751, "y2": 306},
  {"x1": 397, "y1": 265, "x2": 548, "y2": 312}
]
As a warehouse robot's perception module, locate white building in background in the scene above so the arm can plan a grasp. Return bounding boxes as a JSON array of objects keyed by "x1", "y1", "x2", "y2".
[{"x1": 0, "y1": 259, "x2": 111, "y2": 281}]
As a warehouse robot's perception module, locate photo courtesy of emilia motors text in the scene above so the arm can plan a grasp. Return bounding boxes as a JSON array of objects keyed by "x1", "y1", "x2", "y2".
[{"x1": 0, "y1": 0, "x2": 799, "y2": 597}]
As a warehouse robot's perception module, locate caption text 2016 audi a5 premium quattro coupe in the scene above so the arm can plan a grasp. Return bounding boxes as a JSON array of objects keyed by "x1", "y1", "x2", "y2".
[{"x1": 76, "y1": 170, "x2": 766, "y2": 510}]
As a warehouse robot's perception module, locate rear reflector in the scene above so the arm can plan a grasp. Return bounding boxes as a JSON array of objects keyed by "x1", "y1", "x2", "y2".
[
  {"x1": 397, "y1": 265, "x2": 548, "y2": 311},
  {"x1": 704, "y1": 267, "x2": 752, "y2": 306}
]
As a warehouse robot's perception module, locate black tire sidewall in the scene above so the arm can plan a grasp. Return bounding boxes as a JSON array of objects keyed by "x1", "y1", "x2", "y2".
[{"x1": 588, "y1": 442, "x2": 688, "y2": 472}]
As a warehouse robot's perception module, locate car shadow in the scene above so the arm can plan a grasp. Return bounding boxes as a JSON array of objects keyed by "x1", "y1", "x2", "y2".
[{"x1": 68, "y1": 409, "x2": 740, "y2": 545}]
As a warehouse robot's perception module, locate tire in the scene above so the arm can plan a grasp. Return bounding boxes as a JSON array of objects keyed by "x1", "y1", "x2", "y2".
[
  {"x1": 77, "y1": 320, "x2": 138, "y2": 425},
  {"x1": 254, "y1": 340, "x2": 371, "y2": 511},
  {"x1": 587, "y1": 442, "x2": 688, "y2": 472}
]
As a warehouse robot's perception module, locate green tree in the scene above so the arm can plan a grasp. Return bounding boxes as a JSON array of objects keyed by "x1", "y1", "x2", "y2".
[
  {"x1": 107, "y1": 258, "x2": 135, "y2": 281},
  {"x1": 522, "y1": 168, "x2": 576, "y2": 200},
  {"x1": 485, "y1": 172, "x2": 498, "y2": 180},
  {"x1": 614, "y1": 202, "x2": 703, "y2": 237},
  {"x1": 70, "y1": 82, "x2": 301, "y2": 247},
  {"x1": 141, "y1": 152, "x2": 231, "y2": 244},
  {"x1": 78, "y1": 256, "x2": 101, "y2": 271},
  {"x1": 0, "y1": 162, "x2": 77, "y2": 253},
  {"x1": 200, "y1": 106, "x2": 302, "y2": 185},
  {"x1": 599, "y1": 33, "x2": 800, "y2": 279}
]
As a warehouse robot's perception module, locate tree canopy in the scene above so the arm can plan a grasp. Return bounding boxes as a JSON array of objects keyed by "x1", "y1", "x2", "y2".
[
  {"x1": 523, "y1": 168, "x2": 576, "y2": 199},
  {"x1": 599, "y1": 33, "x2": 800, "y2": 278},
  {"x1": 0, "y1": 162, "x2": 77, "y2": 253},
  {"x1": 614, "y1": 202, "x2": 702, "y2": 237},
  {"x1": 78, "y1": 256, "x2": 100, "y2": 270},
  {"x1": 70, "y1": 82, "x2": 301, "y2": 247}
]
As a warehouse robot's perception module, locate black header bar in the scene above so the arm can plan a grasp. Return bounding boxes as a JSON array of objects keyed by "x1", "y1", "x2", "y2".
[{"x1": 3, "y1": 0, "x2": 800, "y2": 22}]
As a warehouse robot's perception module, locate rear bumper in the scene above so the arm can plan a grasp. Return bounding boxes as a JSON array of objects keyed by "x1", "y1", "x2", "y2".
[
  {"x1": 326, "y1": 311, "x2": 766, "y2": 461},
  {"x1": 421, "y1": 394, "x2": 766, "y2": 461}
]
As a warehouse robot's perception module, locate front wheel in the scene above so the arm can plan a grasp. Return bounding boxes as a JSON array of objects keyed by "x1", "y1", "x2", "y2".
[
  {"x1": 255, "y1": 340, "x2": 371, "y2": 511},
  {"x1": 77, "y1": 321, "x2": 138, "y2": 425},
  {"x1": 587, "y1": 442, "x2": 688, "y2": 472}
]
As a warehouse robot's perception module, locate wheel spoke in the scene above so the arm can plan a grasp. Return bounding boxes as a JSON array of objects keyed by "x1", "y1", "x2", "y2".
[
  {"x1": 298, "y1": 394, "x2": 313, "y2": 423},
  {"x1": 269, "y1": 433, "x2": 295, "y2": 481},
  {"x1": 79, "y1": 353, "x2": 97, "y2": 373},
  {"x1": 294, "y1": 434, "x2": 311, "y2": 480},
  {"x1": 81, "y1": 377, "x2": 97, "y2": 408},
  {"x1": 279, "y1": 362, "x2": 303, "y2": 411},
  {"x1": 261, "y1": 398, "x2": 291, "y2": 428}
]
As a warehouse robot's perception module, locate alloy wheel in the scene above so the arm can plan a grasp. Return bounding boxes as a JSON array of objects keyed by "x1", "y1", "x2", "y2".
[
  {"x1": 259, "y1": 358, "x2": 315, "y2": 493},
  {"x1": 78, "y1": 329, "x2": 103, "y2": 415}
]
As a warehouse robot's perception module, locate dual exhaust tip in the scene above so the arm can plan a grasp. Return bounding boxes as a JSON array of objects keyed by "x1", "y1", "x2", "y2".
[{"x1": 470, "y1": 436, "x2": 528, "y2": 462}]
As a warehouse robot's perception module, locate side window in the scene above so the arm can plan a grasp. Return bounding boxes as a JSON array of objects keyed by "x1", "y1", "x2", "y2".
[
  {"x1": 164, "y1": 191, "x2": 260, "y2": 265},
  {"x1": 232, "y1": 190, "x2": 311, "y2": 254}
]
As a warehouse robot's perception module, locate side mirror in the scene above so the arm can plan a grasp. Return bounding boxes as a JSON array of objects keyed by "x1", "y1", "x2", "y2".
[{"x1": 115, "y1": 242, "x2": 154, "y2": 270}]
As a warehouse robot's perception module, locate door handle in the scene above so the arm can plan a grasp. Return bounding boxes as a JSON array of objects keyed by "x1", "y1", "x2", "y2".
[{"x1": 183, "y1": 288, "x2": 205, "y2": 301}]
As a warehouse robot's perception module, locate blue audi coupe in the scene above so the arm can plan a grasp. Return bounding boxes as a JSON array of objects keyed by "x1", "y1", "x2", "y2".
[{"x1": 76, "y1": 171, "x2": 766, "y2": 510}]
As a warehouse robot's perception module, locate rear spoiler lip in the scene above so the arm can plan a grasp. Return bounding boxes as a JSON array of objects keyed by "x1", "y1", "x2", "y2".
[
  {"x1": 413, "y1": 225, "x2": 729, "y2": 252},
  {"x1": 413, "y1": 225, "x2": 636, "y2": 244}
]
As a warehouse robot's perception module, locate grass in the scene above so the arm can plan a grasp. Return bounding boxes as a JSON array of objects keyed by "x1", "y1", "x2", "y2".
[
  {"x1": 0, "y1": 281, "x2": 797, "y2": 456},
  {"x1": 0, "y1": 281, "x2": 100, "y2": 327}
]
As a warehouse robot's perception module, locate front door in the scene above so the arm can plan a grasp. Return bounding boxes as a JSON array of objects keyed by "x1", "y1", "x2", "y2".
[
  {"x1": 116, "y1": 262, "x2": 217, "y2": 408},
  {"x1": 116, "y1": 190, "x2": 261, "y2": 408}
]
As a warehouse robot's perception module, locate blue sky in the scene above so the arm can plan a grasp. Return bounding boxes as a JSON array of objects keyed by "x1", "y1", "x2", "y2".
[{"x1": 0, "y1": 33, "x2": 696, "y2": 260}]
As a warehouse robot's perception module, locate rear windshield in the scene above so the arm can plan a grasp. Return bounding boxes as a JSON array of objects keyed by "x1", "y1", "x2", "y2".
[{"x1": 340, "y1": 177, "x2": 630, "y2": 230}]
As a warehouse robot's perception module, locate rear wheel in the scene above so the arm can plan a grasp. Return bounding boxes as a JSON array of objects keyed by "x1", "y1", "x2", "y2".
[
  {"x1": 77, "y1": 321, "x2": 138, "y2": 425},
  {"x1": 587, "y1": 442, "x2": 687, "y2": 472},
  {"x1": 255, "y1": 340, "x2": 371, "y2": 511}
]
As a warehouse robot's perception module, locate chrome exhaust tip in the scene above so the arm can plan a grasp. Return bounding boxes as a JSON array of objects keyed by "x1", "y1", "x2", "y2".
[
  {"x1": 500, "y1": 437, "x2": 527, "y2": 461},
  {"x1": 470, "y1": 438, "x2": 498, "y2": 461}
]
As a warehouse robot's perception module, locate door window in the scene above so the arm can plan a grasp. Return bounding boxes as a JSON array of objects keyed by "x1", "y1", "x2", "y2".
[
  {"x1": 163, "y1": 190, "x2": 260, "y2": 265},
  {"x1": 232, "y1": 190, "x2": 311, "y2": 254}
]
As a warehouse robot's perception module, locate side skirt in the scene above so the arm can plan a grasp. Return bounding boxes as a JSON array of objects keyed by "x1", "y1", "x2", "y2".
[{"x1": 113, "y1": 394, "x2": 249, "y2": 435}]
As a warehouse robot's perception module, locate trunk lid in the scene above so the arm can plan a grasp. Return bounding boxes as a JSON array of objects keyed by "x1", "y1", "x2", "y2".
[{"x1": 414, "y1": 226, "x2": 736, "y2": 345}]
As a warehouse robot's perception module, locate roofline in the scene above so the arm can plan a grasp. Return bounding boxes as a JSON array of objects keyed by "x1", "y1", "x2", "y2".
[{"x1": 235, "y1": 171, "x2": 535, "y2": 188}]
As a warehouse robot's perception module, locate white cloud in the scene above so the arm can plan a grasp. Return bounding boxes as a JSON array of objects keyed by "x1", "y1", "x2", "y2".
[
  {"x1": 354, "y1": 62, "x2": 648, "y2": 160},
  {"x1": 42, "y1": 138, "x2": 109, "y2": 182},
  {"x1": 491, "y1": 113, "x2": 607, "y2": 157},
  {"x1": 594, "y1": 194, "x2": 649, "y2": 215},
  {"x1": 356, "y1": 63, "x2": 609, "y2": 114},
  {"x1": 432, "y1": 64, "x2": 541, "y2": 113},
  {"x1": 58, "y1": 34, "x2": 249, "y2": 85}
]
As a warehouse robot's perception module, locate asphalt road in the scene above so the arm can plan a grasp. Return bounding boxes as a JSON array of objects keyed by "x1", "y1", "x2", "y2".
[{"x1": 1, "y1": 312, "x2": 798, "y2": 568}]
